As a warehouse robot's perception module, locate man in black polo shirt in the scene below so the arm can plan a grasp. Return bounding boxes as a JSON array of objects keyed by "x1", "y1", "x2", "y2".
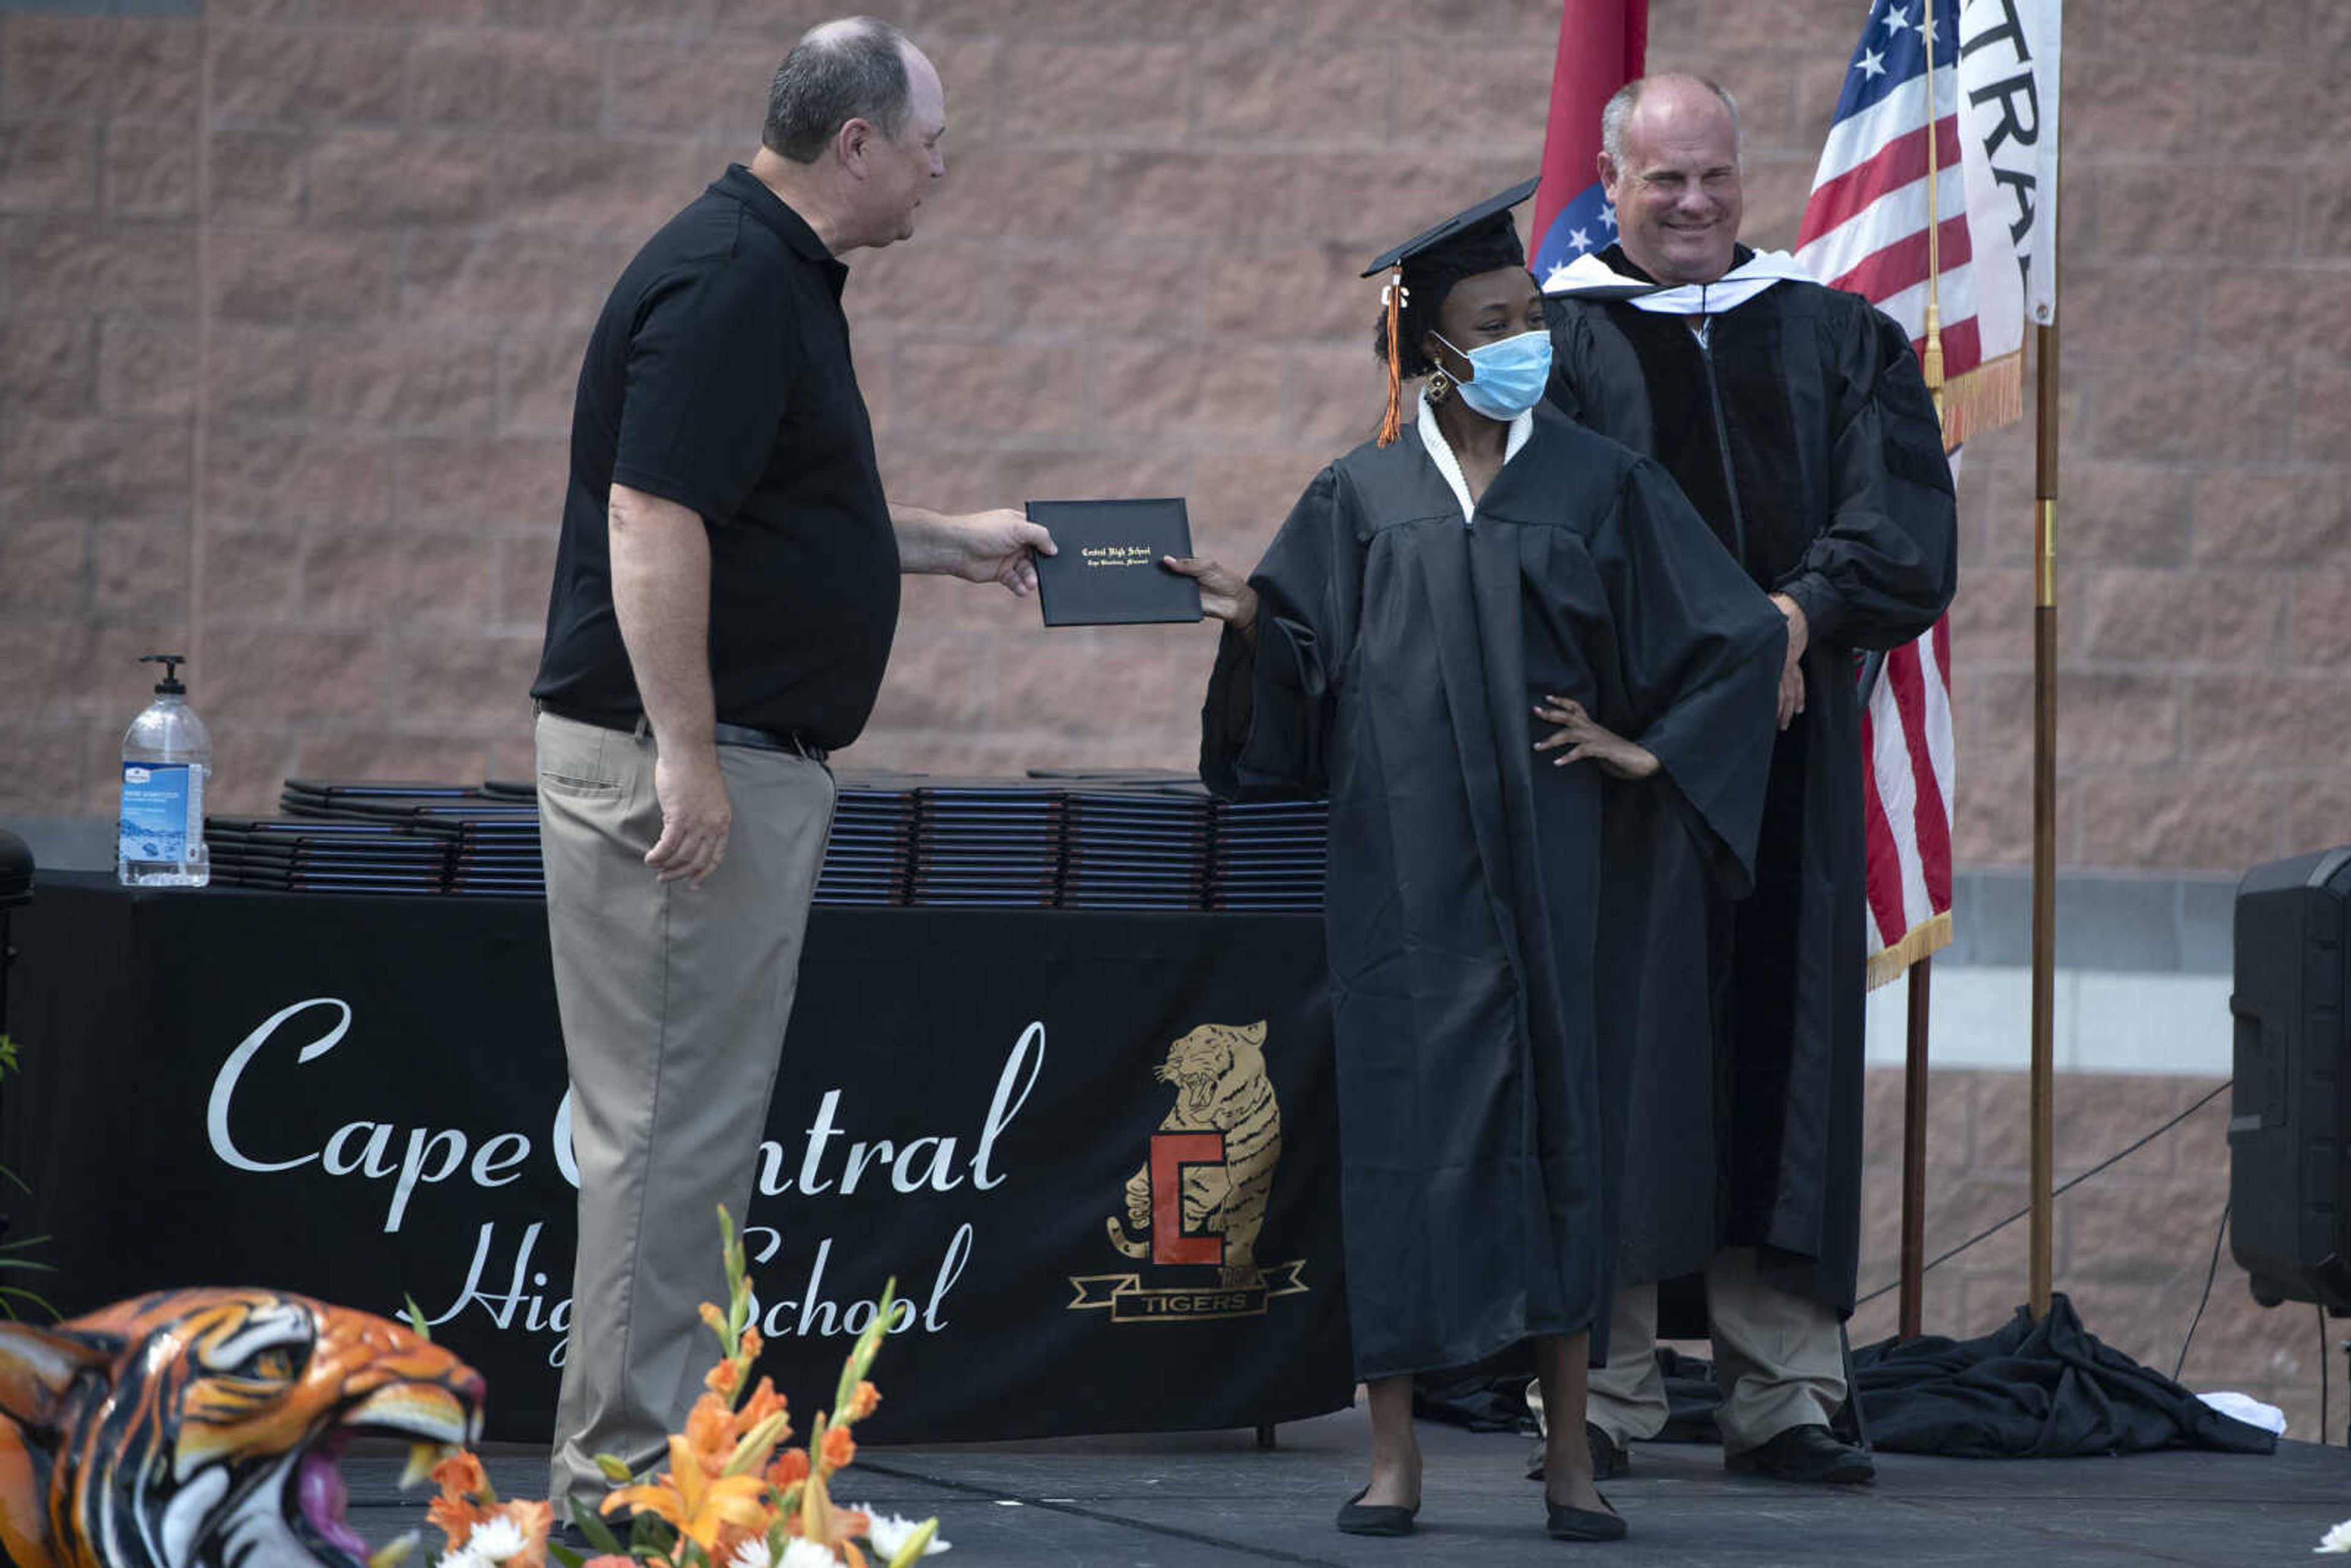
[{"x1": 530, "y1": 16, "x2": 1051, "y2": 1513}]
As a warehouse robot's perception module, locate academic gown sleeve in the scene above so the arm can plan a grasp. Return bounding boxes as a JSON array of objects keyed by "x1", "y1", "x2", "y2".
[
  {"x1": 1595, "y1": 459, "x2": 1788, "y2": 896},
  {"x1": 1200, "y1": 466, "x2": 1352, "y2": 801},
  {"x1": 1772, "y1": 300, "x2": 1959, "y2": 650}
]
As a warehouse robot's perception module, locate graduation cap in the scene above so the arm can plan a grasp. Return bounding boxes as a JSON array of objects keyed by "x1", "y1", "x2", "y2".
[{"x1": 1364, "y1": 176, "x2": 1539, "y2": 446}]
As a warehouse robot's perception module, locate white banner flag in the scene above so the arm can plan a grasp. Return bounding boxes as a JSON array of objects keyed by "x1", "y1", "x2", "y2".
[{"x1": 1958, "y1": 0, "x2": 2062, "y2": 328}]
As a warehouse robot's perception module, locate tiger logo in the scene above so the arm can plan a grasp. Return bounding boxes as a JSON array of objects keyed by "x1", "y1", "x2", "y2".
[
  {"x1": 0, "y1": 1288, "x2": 486, "y2": 1568},
  {"x1": 1108, "y1": 1020, "x2": 1281, "y2": 1288}
]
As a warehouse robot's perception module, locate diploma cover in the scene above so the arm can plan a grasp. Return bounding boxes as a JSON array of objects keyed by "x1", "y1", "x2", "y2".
[{"x1": 1027, "y1": 497, "x2": 1203, "y2": 626}]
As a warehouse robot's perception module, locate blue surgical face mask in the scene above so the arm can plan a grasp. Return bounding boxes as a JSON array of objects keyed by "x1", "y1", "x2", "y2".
[{"x1": 1432, "y1": 328, "x2": 1553, "y2": 421}]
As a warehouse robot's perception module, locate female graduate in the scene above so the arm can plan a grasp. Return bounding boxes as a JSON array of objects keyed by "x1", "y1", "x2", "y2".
[{"x1": 1168, "y1": 181, "x2": 1787, "y2": 1544}]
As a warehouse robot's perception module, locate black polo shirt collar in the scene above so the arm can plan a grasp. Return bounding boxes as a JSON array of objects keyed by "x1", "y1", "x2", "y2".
[{"x1": 712, "y1": 163, "x2": 848, "y2": 296}]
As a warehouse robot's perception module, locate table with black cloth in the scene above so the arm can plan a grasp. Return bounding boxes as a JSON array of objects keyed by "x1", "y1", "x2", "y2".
[{"x1": 1, "y1": 873, "x2": 1352, "y2": 1443}]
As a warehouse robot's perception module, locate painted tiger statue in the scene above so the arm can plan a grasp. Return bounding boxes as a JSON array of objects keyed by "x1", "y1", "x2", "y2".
[
  {"x1": 0, "y1": 1288, "x2": 486, "y2": 1568},
  {"x1": 1108, "y1": 1019, "x2": 1281, "y2": 1288}
]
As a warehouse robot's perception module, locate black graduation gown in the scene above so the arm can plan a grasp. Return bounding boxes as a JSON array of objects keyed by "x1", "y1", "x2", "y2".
[
  {"x1": 1545, "y1": 250, "x2": 1959, "y2": 1315},
  {"x1": 1200, "y1": 405, "x2": 1786, "y2": 1381}
]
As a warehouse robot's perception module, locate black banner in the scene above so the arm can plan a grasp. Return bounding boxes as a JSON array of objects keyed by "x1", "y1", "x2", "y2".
[{"x1": 2, "y1": 875, "x2": 1352, "y2": 1442}]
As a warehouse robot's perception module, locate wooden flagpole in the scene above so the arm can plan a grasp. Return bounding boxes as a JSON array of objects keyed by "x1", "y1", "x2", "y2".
[
  {"x1": 2029, "y1": 349, "x2": 2060, "y2": 1318},
  {"x1": 2028, "y1": 26, "x2": 2065, "y2": 1326},
  {"x1": 1898, "y1": 0, "x2": 1949, "y2": 1345}
]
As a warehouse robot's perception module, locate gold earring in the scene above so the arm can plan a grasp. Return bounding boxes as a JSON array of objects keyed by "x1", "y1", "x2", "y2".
[{"x1": 1427, "y1": 369, "x2": 1453, "y2": 404}]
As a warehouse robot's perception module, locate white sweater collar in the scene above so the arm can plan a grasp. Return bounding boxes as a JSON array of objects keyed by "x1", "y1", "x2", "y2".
[{"x1": 1417, "y1": 385, "x2": 1532, "y2": 525}]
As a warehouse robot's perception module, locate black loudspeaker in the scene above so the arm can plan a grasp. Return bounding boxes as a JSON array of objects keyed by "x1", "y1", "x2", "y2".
[{"x1": 2229, "y1": 846, "x2": 2351, "y2": 1310}]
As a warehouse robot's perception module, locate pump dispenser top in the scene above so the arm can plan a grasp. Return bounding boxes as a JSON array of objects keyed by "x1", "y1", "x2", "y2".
[{"x1": 142, "y1": 653, "x2": 188, "y2": 695}]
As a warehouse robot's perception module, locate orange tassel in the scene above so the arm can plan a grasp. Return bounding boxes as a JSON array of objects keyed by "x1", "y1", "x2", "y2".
[{"x1": 1378, "y1": 268, "x2": 1406, "y2": 447}]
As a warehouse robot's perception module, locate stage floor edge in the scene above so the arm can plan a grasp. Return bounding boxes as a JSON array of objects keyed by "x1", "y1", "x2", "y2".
[{"x1": 348, "y1": 1400, "x2": 2350, "y2": 1566}]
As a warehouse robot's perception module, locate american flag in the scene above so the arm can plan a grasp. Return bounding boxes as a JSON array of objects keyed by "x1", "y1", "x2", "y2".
[
  {"x1": 1793, "y1": 0, "x2": 1990, "y2": 988},
  {"x1": 1794, "y1": 0, "x2": 2025, "y2": 446}
]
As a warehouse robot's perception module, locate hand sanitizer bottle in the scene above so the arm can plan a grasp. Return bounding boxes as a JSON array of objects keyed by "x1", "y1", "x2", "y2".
[{"x1": 118, "y1": 653, "x2": 212, "y2": 888}]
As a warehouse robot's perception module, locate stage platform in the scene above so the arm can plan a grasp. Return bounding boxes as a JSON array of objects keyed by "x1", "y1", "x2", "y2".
[{"x1": 348, "y1": 1400, "x2": 2349, "y2": 1566}]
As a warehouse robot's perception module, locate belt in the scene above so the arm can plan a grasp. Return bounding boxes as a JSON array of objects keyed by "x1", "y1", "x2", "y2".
[{"x1": 537, "y1": 700, "x2": 829, "y2": 763}]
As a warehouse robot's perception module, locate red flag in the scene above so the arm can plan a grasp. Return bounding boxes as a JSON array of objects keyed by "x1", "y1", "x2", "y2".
[{"x1": 1530, "y1": 0, "x2": 1647, "y2": 284}]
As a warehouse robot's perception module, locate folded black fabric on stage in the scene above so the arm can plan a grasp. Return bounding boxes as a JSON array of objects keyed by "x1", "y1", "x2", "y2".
[
  {"x1": 1851, "y1": 1292, "x2": 2279, "y2": 1457},
  {"x1": 1412, "y1": 1369, "x2": 1536, "y2": 1434}
]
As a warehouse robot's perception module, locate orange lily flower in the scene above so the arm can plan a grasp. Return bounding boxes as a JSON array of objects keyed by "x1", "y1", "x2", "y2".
[
  {"x1": 683, "y1": 1392, "x2": 737, "y2": 1474},
  {"x1": 601, "y1": 1434, "x2": 771, "y2": 1555},
  {"x1": 736, "y1": 1376, "x2": 786, "y2": 1435},
  {"x1": 427, "y1": 1495, "x2": 493, "y2": 1547},
  {"x1": 427, "y1": 1449, "x2": 500, "y2": 1547},
  {"x1": 705, "y1": 1512, "x2": 774, "y2": 1568},
  {"x1": 495, "y1": 1499, "x2": 555, "y2": 1568}
]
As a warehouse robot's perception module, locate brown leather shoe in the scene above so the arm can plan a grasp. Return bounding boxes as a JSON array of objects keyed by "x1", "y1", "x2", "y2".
[
  {"x1": 1724, "y1": 1424, "x2": 1875, "y2": 1484},
  {"x1": 1588, "y1": 1422, "x2": 1630, "y2": 1480},
  {"x1": 1526, "y1": 1422, "x2": 1630, "y2": 1483}
]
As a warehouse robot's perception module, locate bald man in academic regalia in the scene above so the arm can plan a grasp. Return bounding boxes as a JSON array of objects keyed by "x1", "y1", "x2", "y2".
[{"x1": 1541, "y1": 75, "x2": 1957, "y2": 1486}]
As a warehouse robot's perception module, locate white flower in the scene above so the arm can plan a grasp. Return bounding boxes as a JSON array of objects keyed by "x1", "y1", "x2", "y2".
[
  {"x1": 463, "y1": 1518, "x2": 527, "y2": 1565},
  {"x1": 435, "y1": 1550, "x2": 488, "y2": 1568},
  {"x1": 778, "y1": 1540, "x2": 840, "y2": 1568},
  {"x1": 855, "y1": 1508, "x2": 950, "y2": 1559},
  {"x1": 2318, "y1": 1518, "x2": 2351, "y2": 1554},
  {"x1": 728, "y1": 1539, "x2": 774, "y2": 1568}
]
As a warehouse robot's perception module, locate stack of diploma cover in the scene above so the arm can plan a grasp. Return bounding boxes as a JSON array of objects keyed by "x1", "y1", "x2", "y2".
[
  {"x1": 812, "y1": 776, "x2": 918, "y2": 906},
  {"x1": 279, "y1": 781, "x2": 547, "y2": 896},
  {"x1": 1057, "y1": 784, "x2": 1214, "y2": 910},
  {"x1": 1207, "y1": 798, "x2": 1331, "y2": 912},
  {"x1": 201, "y1": 768, "x2": 1329, "y2": 910},
  {"x1": 203, "y1": 815, "x2": 457, "y2": 895},
  {"x1": 905, "y1": 781, "x2": 1067, "y2": 907}
]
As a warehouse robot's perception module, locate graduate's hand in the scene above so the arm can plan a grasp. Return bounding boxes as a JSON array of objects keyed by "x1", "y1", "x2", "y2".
[
  {"x1": 1163, "y1": 557, "x2": 1258, "y2": 634},
  {"x1": 1533, "y1": 696, "x2": 1659, "y2": 781},
  {"x1": 1769, "y1": 592, "x2": 1809, "y2": 729}
]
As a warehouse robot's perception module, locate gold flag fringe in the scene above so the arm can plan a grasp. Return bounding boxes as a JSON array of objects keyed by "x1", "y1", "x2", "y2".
[
  {"x1": 1932, "y1": 351, "x2": 2026, "y2": 452},
  {"x1": 1865, "y1": 909, "x2": 1954, "y2": 992}
]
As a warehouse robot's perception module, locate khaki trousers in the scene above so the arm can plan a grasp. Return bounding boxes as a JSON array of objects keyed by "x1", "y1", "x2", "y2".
[
  {"x1": 535, "y1": 712, "x2": 835, "y2": 1509},
  {"x1": 1586, "y1": 1247, "x2": 1847, "y2": 1455}
]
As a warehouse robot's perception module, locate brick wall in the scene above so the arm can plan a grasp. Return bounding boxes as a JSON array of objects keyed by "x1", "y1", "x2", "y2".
[
  {"x1": 1854, "y1": 1067, "x2": 2322, "y2": 1445},
  {"x1": 0, "y1": 0, "x2": 2342, "y2": 863}
]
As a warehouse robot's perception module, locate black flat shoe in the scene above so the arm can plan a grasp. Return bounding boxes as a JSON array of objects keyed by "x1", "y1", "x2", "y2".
[
  {"x1": 1545, "y1": 1493, "x2": 1628, "y2": 1542},
  {"x1": 1336, "y1": 1487, "x2": 1419, "y2": 1537},
  {"x1": 1723, "y1": 1423, "x2": 1875, "y2": 1484}
]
